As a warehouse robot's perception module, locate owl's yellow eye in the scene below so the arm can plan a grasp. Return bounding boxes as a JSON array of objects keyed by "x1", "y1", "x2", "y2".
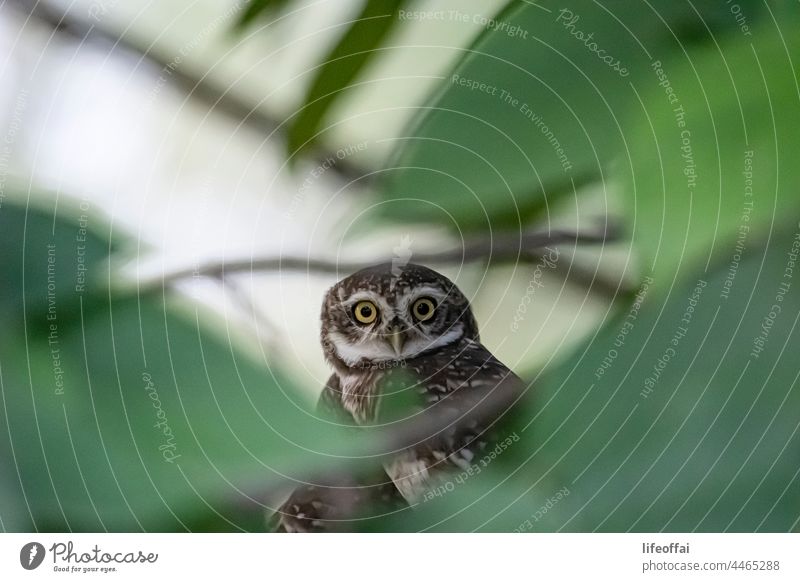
[
  {"x1": 411, "y1": 297, "x2": 436, "y2": 322},
  {"x1": 353, "y1": 300, "x2": 378, "y2": 324}
]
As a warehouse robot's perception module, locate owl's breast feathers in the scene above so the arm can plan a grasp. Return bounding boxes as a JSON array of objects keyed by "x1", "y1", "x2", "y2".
[{"x1": 273, "y1": 337, "x2": 525, "y2": 531}]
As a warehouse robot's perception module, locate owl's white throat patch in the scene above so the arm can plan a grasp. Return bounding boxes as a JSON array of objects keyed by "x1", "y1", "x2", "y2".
[{"x1": 328, "y1": 323, "x2": 464, "y2": 367}]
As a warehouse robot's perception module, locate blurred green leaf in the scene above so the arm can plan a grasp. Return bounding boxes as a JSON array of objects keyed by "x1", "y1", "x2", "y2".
[
  {"x1": 0, "y1": 197, "x2": 115, "y2": 328},
  {"x1": 288, "y1": 0, "x2": 408, "y2": 155},
  {"x1": 622, "y1": 20, "x2": 800, "y2": 288},
  {"x1": 366, "y1": 221, "x2": 800, "y2": 531},
  {"x1": 234, "y1": 0, "x2": 293, "y2": 31},
  {"x1": 0, "y1": 198, "x2": 360, "y2": 531},
  {"x1": 530, "y1": 223, "x2": 800, "y2": 532},
  {"x1": 0, "y1": 440, "x2": 31, "y2": 532},
  {"x1": 381, "y1": 0, "x2": 764, "y2": 231}
]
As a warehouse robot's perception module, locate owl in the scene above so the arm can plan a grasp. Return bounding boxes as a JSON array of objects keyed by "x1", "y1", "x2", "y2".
[{"x1": 272, "y1": 263, "x2": 525, "y2": 532}]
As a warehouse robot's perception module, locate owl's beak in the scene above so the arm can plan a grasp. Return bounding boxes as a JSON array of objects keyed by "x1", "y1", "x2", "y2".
[{"x1": 388, "y1": 325, "x2": 406, "y2": 357}]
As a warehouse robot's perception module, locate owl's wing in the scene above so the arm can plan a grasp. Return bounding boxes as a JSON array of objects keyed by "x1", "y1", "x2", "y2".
[
  {"x1": 270, "y1": 374, "x2": 407, "y2": 532},
  {"x1": 382, "y1": 339, "x2": 526, "y2": 504}
]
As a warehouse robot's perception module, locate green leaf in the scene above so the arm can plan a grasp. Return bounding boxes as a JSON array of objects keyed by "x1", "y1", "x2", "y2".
[
  {"x1": 622, "y1": 20, "x2": 800, "y2": 288},
  {"x1": 234, "y1": 0, "x2": 293, "y2": 31},
  {"x1": 0, "y1": 196, "x2": 116, "y2": 329},
  {"x1": 527, "y1": 224, "x2": 800, "y2": 532},
  {"x1": 380, "y1": 0, "x2": 765, "y2": 231},
  {"x1": 288, "y1": 0, "x2": 408, "y2": 155},
  {"x1": 0, "y1": 436, "x2": 31, "y2": 532},
  {"x1": 365, "y1": 221, "x2": 800, "y2": 531},
  {"x1": 0, "y1": 198, "x2": 356, "y2": 531}
]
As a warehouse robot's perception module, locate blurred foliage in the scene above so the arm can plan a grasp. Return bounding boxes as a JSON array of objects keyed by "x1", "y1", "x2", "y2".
[
  {"x1": 372, "y1": 222, "x2": 800, "y2": 531},
  {"x1": 0, "y1": 199, "x2": 369, "y2": 531},
  {"x1": 238, "y1": 0, "x2": 411, "y2": 156},
  {"x1": 622, "y1": 18, "x2": 800, "y2": 286},
  {"x1": 286, "y1": 0, "x2": 409, "y2": 155},
  {"x1": 380, "y1": 0, "x2": 765, "y2": 231},
  {"x1": 0, "y1": 199, "x2": 113, "y2": 327},
  {"x1": 234, "y1": 0, "x2": 293, "y2": 31}
]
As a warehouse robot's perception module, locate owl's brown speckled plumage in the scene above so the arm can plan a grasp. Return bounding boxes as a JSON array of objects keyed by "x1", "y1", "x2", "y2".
[{"x1": 272, "y1": 263, "x2": 525, "y2": 532}]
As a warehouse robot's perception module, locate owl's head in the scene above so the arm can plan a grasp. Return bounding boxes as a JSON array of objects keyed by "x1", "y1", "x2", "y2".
[{"x1": 320, "y1": 263, "x2": 479, "y2": 370}]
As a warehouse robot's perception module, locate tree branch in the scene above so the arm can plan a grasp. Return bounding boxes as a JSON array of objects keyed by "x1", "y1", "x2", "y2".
[{"x1": 129, "y1": 224, "x2": 627, "y2": 301}]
